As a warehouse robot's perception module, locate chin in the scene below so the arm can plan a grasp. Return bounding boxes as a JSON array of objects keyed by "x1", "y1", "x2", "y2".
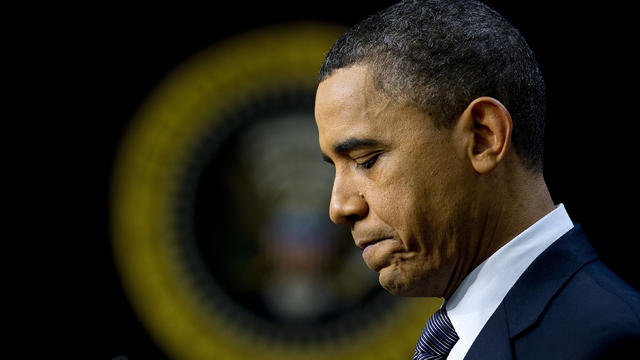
[{"x1": 378, "y1": 266, "x2": 443, "y2": 297}]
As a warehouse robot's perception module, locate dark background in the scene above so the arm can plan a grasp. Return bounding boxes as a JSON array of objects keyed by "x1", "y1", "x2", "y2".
[{"x1": 28, "y1": 1, "x2": 636, "y2": 359}]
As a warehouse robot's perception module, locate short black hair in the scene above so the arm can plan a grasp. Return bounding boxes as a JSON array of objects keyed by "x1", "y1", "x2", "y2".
[{"x1": 319, "y1": 0, "x2": 546, "y2": 171}]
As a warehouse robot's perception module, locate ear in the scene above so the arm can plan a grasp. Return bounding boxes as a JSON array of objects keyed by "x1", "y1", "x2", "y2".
[{"x1": 457, "y1": 97, "x2": 512, "y2": 174}]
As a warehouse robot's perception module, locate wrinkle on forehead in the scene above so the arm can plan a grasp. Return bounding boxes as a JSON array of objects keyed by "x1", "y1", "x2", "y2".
[
  {"x1": 316, "y1": 65, "x2": 395, "y2": 136},
  {"x1": 315, "y1": 64, "x2": 442, "y2": 164}
]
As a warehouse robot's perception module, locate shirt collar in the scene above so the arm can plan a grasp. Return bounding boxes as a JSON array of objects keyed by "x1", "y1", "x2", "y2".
[{"x1": 444, "y1": 204, "x2": 574, "y2": 360}]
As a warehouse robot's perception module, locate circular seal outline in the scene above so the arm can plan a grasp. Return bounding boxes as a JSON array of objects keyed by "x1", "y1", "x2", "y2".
[{"x1": 111, "y1": 23, "x2": 441, "y2": 360}]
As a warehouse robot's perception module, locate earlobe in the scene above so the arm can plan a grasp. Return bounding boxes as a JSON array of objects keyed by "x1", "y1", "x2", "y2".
[{"x1": 462, "y1": 97, "x2": 512, "y2": 174}]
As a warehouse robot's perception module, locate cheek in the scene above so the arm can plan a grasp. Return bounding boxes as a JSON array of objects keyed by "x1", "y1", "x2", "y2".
[
  {"x1": 373, "y1": 168, "x2": 424, "y2": 219},
  {"x1": 370, "y1": 187, "x2": 421, "y2": 244},
  {"x1": 366, "y1": 146, "x2": 466, "y2": 243},
  {"x1": 383, "y1": 180, "x2": 438, "y2": 233},
  {"x1": 382, "y1": 176, "x2": 466, "y2": 255}
]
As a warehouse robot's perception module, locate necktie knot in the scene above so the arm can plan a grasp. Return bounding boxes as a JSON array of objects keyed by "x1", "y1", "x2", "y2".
[{"x1": 413, "y1": 307, "x2": 459, "y2": 360}]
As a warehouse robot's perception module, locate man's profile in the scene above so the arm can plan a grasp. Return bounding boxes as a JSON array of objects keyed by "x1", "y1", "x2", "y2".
[{"x1": 314, "y1": 0, "x2": 640, "y2": 358}]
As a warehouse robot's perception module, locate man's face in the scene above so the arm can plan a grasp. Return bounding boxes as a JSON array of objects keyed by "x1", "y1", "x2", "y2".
[{"x1": 315, "y1": 65, "x2": 476, "y2": 297}]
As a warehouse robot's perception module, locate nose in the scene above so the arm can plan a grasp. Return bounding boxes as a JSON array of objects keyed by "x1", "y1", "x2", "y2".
[{"x1": 329, "y1": 177, "x2": 368, "y2": 225}]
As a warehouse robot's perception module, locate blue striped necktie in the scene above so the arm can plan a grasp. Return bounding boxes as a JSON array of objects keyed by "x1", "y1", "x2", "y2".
[{"x1": 413, "y1": 307, "x2": 459, "y2": 360}]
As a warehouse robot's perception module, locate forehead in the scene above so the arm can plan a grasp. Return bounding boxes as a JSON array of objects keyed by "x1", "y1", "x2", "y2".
[
  {"x1": 315, "y1": 65, "x2": 441, "y2": 155},
  {"x1": 316, "y1": 64, "x2": 376, "y2": 104},
  {"x1": 314, "y1": 65, "x2": 392, "y2": 144}
]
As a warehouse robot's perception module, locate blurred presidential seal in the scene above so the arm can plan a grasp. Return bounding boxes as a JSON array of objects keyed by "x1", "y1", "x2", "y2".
[{"x1": 111, "y1": 23, "x2": 440, "y2": 360}]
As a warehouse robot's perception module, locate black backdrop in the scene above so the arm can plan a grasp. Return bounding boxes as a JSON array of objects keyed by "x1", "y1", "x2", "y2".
[{"x1": 28, "y1": 1, "x2": 637, "y2": 358}]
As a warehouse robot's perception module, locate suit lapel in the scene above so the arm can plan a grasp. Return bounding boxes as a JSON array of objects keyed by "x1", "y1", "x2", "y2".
[
  {"x1": 461, "y1": 302, "x2": 513, "y2": 360},
  {"x1": 463, "y1": 225, "x2": 598, "y2": 359},
  {"x1": 503, "y1": 225, "x2": 598, "y2": 336}
]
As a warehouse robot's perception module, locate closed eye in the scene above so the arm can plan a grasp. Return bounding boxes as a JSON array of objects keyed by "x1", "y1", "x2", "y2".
[{"x1": 356, "y1": 152, "x2": 382, "y2": 169}]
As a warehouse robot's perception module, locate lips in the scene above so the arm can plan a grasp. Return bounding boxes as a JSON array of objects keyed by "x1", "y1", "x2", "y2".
[
  {"x1": 354, "y1": 236, "x2": 397, "y2": 261},
  {"x1": 354, "y1": 236, "x2": 390, "y2": 250},
  {"x1": 353, "y1": 233, "x2": 398, "y2": 272},
  {"x1": 359, "y1": 238, "x2": 398, "y2": 272}
]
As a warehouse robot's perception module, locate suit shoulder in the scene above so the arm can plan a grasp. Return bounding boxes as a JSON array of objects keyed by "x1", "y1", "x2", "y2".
[
  {"x1": 544, "y1": 260, "x2": 640, "y2": 336},
  {"x1": 576, "y1": 259, "x2": 640, "y2": 321},
  {"x1": 513, "y1": 260, "x2": 640, "y2": 359}
]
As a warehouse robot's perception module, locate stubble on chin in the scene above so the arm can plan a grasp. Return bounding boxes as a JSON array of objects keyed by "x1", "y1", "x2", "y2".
[
  {"x1": 377, "y1": 257, "x2": 449, "y2": 297},
  {"x1": 379, "y1": 273, "x2": 433, "y2": 297}
]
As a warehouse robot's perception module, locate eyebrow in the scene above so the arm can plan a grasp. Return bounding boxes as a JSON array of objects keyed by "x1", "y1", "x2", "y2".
[
  {"x1": 334, "y1": 137, "x2": 384, "y2": 154},
  {"x1": 321, "y1": 137, "x2": 385, "y2": 165}
]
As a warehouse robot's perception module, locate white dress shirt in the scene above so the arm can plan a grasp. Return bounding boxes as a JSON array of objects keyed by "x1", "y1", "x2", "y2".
[{"x1": 445, "y1": 204, "x2": 574, "y2": 360}]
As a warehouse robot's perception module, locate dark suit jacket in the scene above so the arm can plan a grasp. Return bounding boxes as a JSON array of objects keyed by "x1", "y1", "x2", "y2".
[{"x1": 463, "y1": 225, "x2": 640, "y2": 360}]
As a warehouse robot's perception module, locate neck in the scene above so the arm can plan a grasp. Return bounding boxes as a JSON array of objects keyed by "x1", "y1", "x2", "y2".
[{"x1": 444, "y1": 165, "x2": 555, "y2": 300}]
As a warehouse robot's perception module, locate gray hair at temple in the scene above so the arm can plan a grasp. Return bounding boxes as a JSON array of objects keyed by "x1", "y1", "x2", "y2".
[{"x1": 319, "y1": 0, "x2": 546, "y2": 171}]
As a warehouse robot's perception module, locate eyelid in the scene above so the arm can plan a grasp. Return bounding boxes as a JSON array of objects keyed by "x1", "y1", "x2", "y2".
[
  {"x1": 352, "y1": 149, "x2": 383, "y2": 160},
  {"x1": 355, "y1": 151, "x2": 382, "y2": 169}
]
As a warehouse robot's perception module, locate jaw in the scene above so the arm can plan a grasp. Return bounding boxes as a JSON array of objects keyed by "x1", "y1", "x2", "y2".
[{"x1": 376, "y1": 255, "x2": 455, "y2": 298}]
